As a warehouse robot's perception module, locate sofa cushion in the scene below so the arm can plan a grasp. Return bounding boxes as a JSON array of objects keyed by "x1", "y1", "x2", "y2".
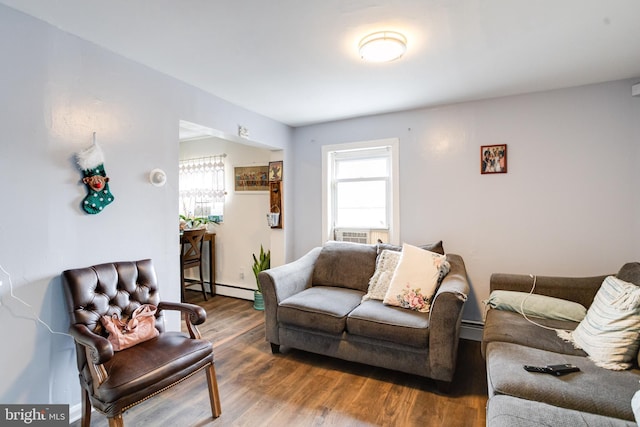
[
  {"x1": 346, "y1": 300, "x2": 430, "y2": 348},
  {"x1": 486, "y1": 341, "x2": 640, "y2": 421},
  {"x1": 484, "y1": 290, "x2": 587, "y2": 322},
  {"x1": 482, "y1": 309, "x2": 586, "y2": 359},
  {"x1": 278, "y1": 286, "x2": 364, "y2": 335},
  {"x1": 312, "y1": 241, "x2": 377, "y2": 292},
  {"x1": 562, "y1": 276, "x2": 640, "y2": 370},
  {"x1": 376, "y1": 240, "x2": 445, "y2": 256},
  {"x1": 618, "y1": 262, "x2": 640, "y2": 287},
  {"x1": 487, "y1": 395, "x2": 637, "y2": 427},
  {"x1": 383, "y1": 243, "x2": 449, "y2": 312}
]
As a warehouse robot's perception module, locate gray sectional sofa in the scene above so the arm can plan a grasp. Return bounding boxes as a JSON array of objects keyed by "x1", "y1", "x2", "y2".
[
  {"x1": 259, "y1": 240, "x2": 470, "y2": 389},
  {"x1": 483, "y1": 264, "x2": 640, "y2": 426}
]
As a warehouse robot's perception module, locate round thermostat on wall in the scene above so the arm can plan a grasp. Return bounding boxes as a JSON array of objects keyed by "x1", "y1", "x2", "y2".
[{"x1": 149, "y1": 169, "x2": 167, "y2": 187}]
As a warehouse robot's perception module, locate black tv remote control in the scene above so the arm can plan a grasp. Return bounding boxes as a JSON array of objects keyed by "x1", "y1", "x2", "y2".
[
  {"x1": 524, "y1": 365, "x2": 551, "y2": 374},
  {"x1": 524, "y1": 364, "x2": 580, "y2": 376},
  {"x1": 546, "y1": 364, "x2": 580, "y2": 375}
]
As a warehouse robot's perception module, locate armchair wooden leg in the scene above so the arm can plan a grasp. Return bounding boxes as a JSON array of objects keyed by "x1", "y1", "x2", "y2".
[
  {"x1": 107, "y1": 414, "x2": 124, "y2": 427},
  {"x1": 81, "y1": 388, "x2": 91, "y2": 427},
  {"x1": 206, "y1": 363, "x2": 222, "y2": 418}
]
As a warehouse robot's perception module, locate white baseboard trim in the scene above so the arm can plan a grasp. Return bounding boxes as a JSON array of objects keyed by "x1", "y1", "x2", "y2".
[
  {"x1": 215, "y1": 285, "x2": 254, "y2": 300},
  {"x1": 69, "y1": 402, "x2": 83, "y2": 424},
  {"x1": 185, "y1": 282, "x2": 255, "y2": 300},
  {"x1": 460, "y1": 320, "x2": 484, "y2": 341}
]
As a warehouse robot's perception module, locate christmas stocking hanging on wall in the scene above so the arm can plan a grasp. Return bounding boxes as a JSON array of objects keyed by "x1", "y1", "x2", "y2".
[{"x1": 76, "y1": 137, "x2": 114, "y2": 214}]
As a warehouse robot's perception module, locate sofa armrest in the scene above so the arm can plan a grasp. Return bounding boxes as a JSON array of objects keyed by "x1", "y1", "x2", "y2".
[
  {"x1": 429, "y1": 254, "x2": 470, "y2": 382},
  {"x1": 489, "y1": 273, "x2": 609, "y2": 308},
  {"x1": 259, "y1": 247, "x2": 321, "y2": 345}
]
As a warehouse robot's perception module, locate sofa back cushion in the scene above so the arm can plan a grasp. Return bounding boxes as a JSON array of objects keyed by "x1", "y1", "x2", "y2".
[
  {"x1": 617, "y1": 262, "x2": 640, "y2": 286},
  {"x1": 376, "y1": 240, "x2": 444, "y2": 256},
  {"x1": 312, "y1": 241, "x2": 377, "y2": 292}
]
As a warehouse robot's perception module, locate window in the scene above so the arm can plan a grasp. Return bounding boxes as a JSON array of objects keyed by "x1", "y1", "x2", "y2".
[
  {"x1": 179, "y1": 155, "x2": 226, "y2": 222},
  {"x1": 322, "y1": 139, "x2": 399, "y2": 244}
]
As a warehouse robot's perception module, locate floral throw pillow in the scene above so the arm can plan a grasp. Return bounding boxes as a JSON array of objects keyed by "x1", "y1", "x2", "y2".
[{"x1": 382, "y1": 243, "x2": 449, "y2": 312}]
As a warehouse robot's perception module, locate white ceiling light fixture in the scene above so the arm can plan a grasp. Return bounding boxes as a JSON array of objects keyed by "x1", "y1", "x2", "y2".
[{"x1": 359, "y1": 31, "x2": 407, "y2": 63}]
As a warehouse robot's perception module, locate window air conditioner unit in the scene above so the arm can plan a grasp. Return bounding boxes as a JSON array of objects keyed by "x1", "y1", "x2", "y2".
[{"x1": 335, "y1": 229, "x2": 370, "y2": 244}]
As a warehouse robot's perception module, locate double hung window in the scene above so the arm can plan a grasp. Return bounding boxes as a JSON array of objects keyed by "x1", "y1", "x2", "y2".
[{"x1": 322, "y1": 139, "x2": 399, "y2": 244}]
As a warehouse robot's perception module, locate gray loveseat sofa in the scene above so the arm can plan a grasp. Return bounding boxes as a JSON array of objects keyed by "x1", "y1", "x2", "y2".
[
  {"x1": 259, "y1": 240, "x2": 470, "y2": 390},
  {"x1": 483, "y1": 263, "x2": 640, "y2": 426}
]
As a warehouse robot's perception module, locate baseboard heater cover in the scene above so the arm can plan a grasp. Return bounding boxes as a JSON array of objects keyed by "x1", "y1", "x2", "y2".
[{"x1": 460, "y1": 320, "x2": 484, "y2": 342}]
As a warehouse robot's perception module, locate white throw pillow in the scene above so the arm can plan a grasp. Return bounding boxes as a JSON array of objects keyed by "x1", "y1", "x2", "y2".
[
  {"x1": 382, "y1": 243, "x2": 448, "y2": 312},
  {"x1": 363, "y1": 249, "x2": 401, "y2": 302},
  {"x1": 559, "y1": 276, "x2": 640, "y2": 370}
]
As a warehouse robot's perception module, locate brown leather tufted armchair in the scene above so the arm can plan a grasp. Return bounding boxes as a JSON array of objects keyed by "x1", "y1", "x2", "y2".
[{"x1": 62, "y1": 259, "x2": 221, "y2": 427}]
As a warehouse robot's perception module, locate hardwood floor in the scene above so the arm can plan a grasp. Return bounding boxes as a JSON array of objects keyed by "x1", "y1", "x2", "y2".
[{"x1": 72, "y1": 292, "x2": 488, "y2": 427}]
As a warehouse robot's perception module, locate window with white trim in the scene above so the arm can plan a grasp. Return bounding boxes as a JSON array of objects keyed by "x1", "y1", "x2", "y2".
[
  {"x1": 322, "y1": 139, "x2": 399, "y2": 244},
  {"x1": 179, "y1": 155, "x2": 226, "y2": 222}
]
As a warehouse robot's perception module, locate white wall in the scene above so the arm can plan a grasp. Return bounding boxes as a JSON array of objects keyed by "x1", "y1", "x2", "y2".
[
  {"x1": 0, "y1": 4, "x2": 290, "y2": 410},
  {"x1": 291, "y1": 80, "x2": 640, "y2": 322}
]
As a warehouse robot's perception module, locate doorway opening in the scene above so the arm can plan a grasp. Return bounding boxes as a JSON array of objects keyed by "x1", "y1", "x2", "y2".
[{"x1": 179, "y1": 120, "x2": 283, "y2": 301}]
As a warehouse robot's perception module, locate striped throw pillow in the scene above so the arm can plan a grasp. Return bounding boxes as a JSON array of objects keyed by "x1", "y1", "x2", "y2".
[{"x1": 561, "y1": 276, "x2": 640, "y2": 370}]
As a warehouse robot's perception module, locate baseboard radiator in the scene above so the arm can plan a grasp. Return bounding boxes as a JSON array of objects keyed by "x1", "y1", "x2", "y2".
[{"x1": 460, "y1": 320, "x2": 484, "y2": 341}]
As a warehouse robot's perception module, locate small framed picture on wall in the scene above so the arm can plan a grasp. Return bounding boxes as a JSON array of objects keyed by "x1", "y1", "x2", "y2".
[
  {"x1": 481, "y1": 144, "x2": 507, "y2": 174},
  {"x1": 269, "y1": 161, "x2": 283, "y2": 182},
  {"x1": 234, "y1": 165, "x2": 269, "y2": 192}
]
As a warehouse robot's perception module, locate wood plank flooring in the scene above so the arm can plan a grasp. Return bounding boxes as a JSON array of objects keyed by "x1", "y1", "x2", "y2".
[{"x1": 71, "y1": 292, "x2": 488, "y2": 427}]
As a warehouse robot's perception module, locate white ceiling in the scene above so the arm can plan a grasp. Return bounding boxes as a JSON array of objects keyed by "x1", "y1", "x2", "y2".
[{"x1": 2, "y1": 0, "x2": 640, "y2": 127}]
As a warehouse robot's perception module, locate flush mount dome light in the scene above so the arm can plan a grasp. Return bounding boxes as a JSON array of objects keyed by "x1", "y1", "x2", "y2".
[{"x1": 359, "y1": 31, "x2": 407, "y2": 62}]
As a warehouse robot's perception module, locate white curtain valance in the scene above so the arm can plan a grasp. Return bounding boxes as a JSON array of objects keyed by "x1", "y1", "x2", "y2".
[{"x1": 179, "y1": 155, "x2": 226, "y2": 215}]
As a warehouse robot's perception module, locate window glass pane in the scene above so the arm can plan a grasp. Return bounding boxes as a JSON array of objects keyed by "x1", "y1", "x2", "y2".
[
  {"x1": 180, "y1": 199, "x2": 224, "y2": 222},
  {"x1": 336, "y1": 157, "x2": 387, "y2": 179},
  {"x1": 179, "y1": 155, "x2": 226, "y2": 221},
  {"x1": 335, "y1": 180, "x2": 387, "y2": 228}
]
